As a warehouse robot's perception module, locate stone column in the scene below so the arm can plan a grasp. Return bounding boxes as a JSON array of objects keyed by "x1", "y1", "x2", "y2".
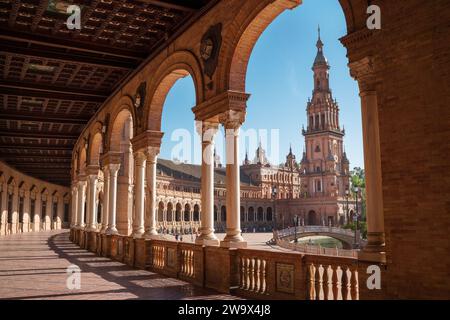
[
  {"x1": 101, "y1": 169, "x2": 110, "y2": 233},
  {"x1": 23, "y1": 190, "x2": 30, "y2": 233},
  {"x1": 106, "y1": 164, "x2": 120, "y2": 235},
  {"x1": 34, "y1": 194, "x2": 41, "y2": 232},
  {"x1": 77, "y1": 177, "x2": 87, "y2": 228},
  {"x1": 220, "y1": 110, "x2": 247, "y2": 248},
  {"x1": 86, "y1": 167, "x2": 99, "y2": 231},
  {"x1": 132, "y1": 151, "x2": 146, "y2": 238},
  {"x1": 0, "y1": 182, "x2": 6, "y2": 235},
  {"x1": 195, "y1": 121, "x2": 220, "y2": 246},
  {"x1": 71, "y1": 183, "x2": 78, "y2": 228},
  {"x1": 350, "y1": 57, "x2": 385, "y2": 261},
  {"x1": 144, "y1": 147, "x2": 159, "y2": 238},
  {"x1": 11, "y1": 186, "x2": 18, "y2": 234}
]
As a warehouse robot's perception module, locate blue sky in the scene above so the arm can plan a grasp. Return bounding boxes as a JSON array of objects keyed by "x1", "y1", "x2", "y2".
[{"x1": 160, "y1": 0, "x2": 364, "y2": 169}]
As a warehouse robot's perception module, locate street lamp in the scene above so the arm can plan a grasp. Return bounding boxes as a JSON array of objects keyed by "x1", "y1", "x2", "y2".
[
  {"x1": 345, "y1": 189, "x2": 350, "y2": 224},
  {"x1": 353, "y1": 187, "x2": 360, "y2": 248}
]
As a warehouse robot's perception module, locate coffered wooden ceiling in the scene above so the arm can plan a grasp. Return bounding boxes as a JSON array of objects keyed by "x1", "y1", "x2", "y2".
[{"x1": 0, "y1": 0, "x2": 215, "y2": 186}]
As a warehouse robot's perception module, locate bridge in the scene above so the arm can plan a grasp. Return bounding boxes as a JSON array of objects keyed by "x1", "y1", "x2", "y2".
[{"x1": 272, "y1": 226, "x2": 367, "y2": 250}]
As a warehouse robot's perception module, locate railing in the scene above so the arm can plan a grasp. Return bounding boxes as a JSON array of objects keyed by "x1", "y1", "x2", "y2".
[
  {"x1": 276, "y1": 239, "x2": 357, "y2": 258},
  {"x1": 304, "y1": 255, "x2": 359, "y2": 300},
  {"x1": 179, "y1": 243, "x2": 195, "y2": 279},
  {"x1": 236, "y1": 250, "x2": 270, "y2": 298},
  {"x1": 71, "y1": 228, "x2": 385, "y2": 300}
]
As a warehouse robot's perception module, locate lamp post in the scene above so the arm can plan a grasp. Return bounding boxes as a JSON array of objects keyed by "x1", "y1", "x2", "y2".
[
  {"x1": 271, "y1": 185, "x2": 278, "y2": 230},
  {"x1": 345, "y1": 189, "x2": 350, "y2": 224},
  {"x1": 353, "y1": 187, "x2": 359, "y2": 248}
]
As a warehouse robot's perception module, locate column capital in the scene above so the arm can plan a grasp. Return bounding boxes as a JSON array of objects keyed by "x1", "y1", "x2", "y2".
[
  {"x1": 195, "y1": 121, "x2": 219, "y2": 141},
  {"x1": 107, "y1": 163, "x2": 121, "y2": 173},
  {"x1": 133, "y1": 150, "x2": 147, "y2": 165},
  {"x1": 131, "y1": 130, "x2": 164, "y2": 152},
  {"x1": 192, "y1": 90, "x2": 250, "y2": 122},
  {"x1": 86, "y1": 165, "x2": 100, "y2": 176},
  {"x1": 77, "y1": 175, "x2": 87, "y2": 183},
  {"x1": 100, "y1": 151, "x2": 122, "y2": 167},
  {"x1": 349, "y1": 56, "x2": 377, "y2": 93},
  {"x1": 219, "y1": 109, "x2": 245, "y2": 130},
  {"x1": 145, "y1": 146, "x2": 160, "y2": 161}
]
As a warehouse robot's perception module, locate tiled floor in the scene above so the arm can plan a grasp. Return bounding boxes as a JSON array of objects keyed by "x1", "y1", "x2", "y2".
[{"x1": 0, "y1": 231, "x2": 239, "y2": 300}]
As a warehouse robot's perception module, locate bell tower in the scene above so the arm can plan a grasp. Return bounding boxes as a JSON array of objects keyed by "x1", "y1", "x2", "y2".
[{"x1": 300, "y1": 27, "x2": 349, "y2": 198}]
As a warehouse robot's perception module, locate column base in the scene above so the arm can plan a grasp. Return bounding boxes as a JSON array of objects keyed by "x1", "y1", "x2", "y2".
[
  {"x1": 220, "y1": 240, "x2": 247, "y2": 248},
  {"x1": 144, "y1": 232, "x2": 162, "y2": 240},
  {"x1": 105, "y1": 227, "x2": 118, "y2": 235},
  {"x1": 196, "y1": 238, "x2": 220, "y2": 246},
  {"x1": 85, "y1": 226, "x2": 98, "y2": 232},
  {"x1": 133, "y1": 232, "x2": 145, "y2": 239}
]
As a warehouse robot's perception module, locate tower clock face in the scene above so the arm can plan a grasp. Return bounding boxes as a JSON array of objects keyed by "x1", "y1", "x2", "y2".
[{"x1": 334, "y1": 155, "x2": 339, "y2": 162}]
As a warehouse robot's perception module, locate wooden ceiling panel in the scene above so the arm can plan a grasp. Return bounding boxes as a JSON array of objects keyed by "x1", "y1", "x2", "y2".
[{"x1": 0, "y1": 0, "x2": 216, "y2": 186}]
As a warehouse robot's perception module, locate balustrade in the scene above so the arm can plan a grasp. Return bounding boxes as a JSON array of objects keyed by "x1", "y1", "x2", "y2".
[{"x1": 71, "y1": 228, "x2": 372, "y2": 300}]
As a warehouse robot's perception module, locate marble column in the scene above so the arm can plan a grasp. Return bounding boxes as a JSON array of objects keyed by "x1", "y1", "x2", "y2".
[
  {"x1": 23, "y1": 190, "x2": 30, "y2": 233},
  {"x1": 195, "y1": 122, "x2": 219, "y2": 246},
  {"x1": 0, "y1": 183, "x2": 7, "y2": 235},
  {"x1": 101, "y1": 169, "x2": 110, "y2": 233},
  {"x1": 34, "y1": 194, "x2": 41, "y2": 232},
  {"x1": 144, "y1": 147, "x2": 159, "y2": 238},
  {"x1": 105, "y1": 164, "x2": 120, "y2": 235},
  {"x1": 133, "y1": 151, "x2": 146, "y2": 238},
  {"x1": 71, "y1": 184, "x2": 78, "y2": 228},
  {"x1": 220, "y1": 111, "x2": 246, "y2": 248},
  {"x1": 86, "y1": 169, "x2": 99, "y2": 231},
  {"x1": 77, "y1": 178, "x2": 87, "y2": 229},
  {"x1": 350, "y1": 57, "x2": 385, "y2": 261}
]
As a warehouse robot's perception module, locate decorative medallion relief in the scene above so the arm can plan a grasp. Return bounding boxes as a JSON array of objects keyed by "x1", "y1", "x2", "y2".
[
  {"x1": 276, "y1": 263, "x2": 295, "y2": 294},
  {"x1": 200, "y1": 23, "x2": 222, "y2": 89}
]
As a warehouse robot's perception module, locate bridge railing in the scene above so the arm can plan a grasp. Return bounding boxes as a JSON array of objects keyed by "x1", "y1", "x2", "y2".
[
  {"x1": 275, "y1": 239, "x2": 357, "y2": 258},
  {"x1": 276, "y1": 226, "x2": 356, "y2": 239}
]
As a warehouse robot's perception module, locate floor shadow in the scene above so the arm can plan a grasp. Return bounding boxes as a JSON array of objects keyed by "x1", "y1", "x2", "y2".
[{"x1": 47, "y1": 232, "x2": 237, "y2": 300}]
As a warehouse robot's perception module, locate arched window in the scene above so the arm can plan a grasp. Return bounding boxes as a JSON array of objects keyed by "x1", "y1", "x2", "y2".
[
  {"x1": 248, "y1": 207, "x2": 255, "y2": 222},
  {"x1": 257, "y1": 207, "x2": 264, "y2": 221},
  {"x1": 193, "y1": 204, "x2": 200, "y2": 221}
]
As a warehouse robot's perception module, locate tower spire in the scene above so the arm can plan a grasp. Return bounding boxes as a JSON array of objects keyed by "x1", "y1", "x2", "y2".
[{"x1": 316, "y1": 24, "x2": 323, "y2": 52}]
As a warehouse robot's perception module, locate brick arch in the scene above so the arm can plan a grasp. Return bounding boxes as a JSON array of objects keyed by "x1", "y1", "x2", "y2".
[
  {"x1": 145, "y1": 51, "x2": 204, "y2": 132},
  {"x1": 88, "y1": 126, "x2": 103, "y2": 166},
  {"x1": 108, "y1": 105, "x2": 134, "y2": 153},
  {"x1": 219, "y1": 0, "x2": 360, "y2": 92},
  {"x1": 78, "y1": 147, "x2": 87, "y2": 175}
]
